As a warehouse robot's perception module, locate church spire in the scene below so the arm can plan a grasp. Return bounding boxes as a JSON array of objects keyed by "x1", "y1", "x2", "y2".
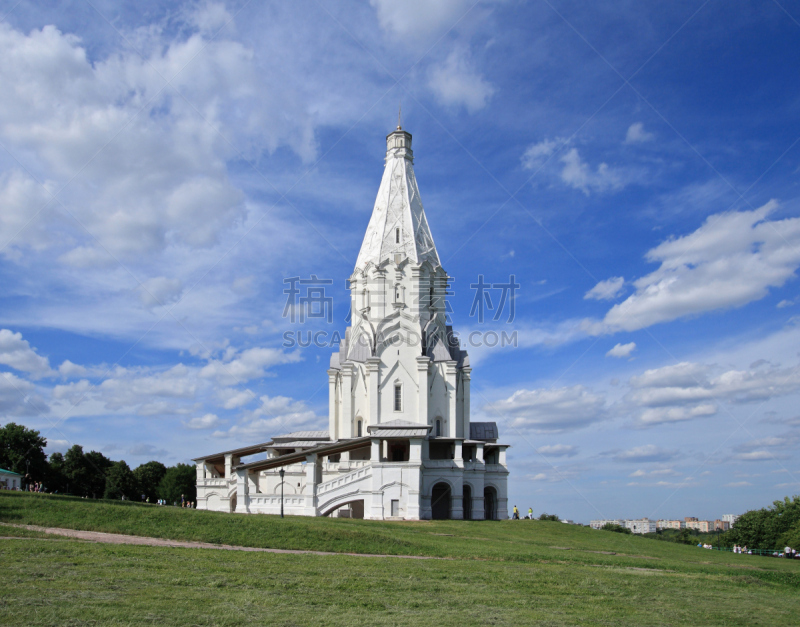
[{"x1": 354, "y1": 126, "x2": 440, "y2": 270}]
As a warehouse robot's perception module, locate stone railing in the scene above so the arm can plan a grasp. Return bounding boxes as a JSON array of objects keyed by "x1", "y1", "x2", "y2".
[
  {"x1": 198, "y1": 477, "x2": 235, "y2": 487},
  {"x1": 317, "y1": 465, "x2": 372, "y2": 496}
]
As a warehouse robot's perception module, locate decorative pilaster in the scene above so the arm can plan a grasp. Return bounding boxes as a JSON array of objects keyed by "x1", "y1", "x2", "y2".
[
  {"x1": 367, "y1": 357, "x2": 381, "y2": 425},
  {"x1": 341, "y1": 363, "x2": 354, "y2": 438},
  {"x1": 327, "y1": 369, "x2": 338, "y2": 441},
  {"x1": 416, "y1": 356, "x2": 430, "y2": 425},
  {"x1": 445, "y1": 361, "x2": 458, "y2": 437}
]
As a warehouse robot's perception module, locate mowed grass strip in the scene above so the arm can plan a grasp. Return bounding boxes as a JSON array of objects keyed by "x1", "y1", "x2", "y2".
[
  {"x1": 2, "y1": 492, "x2": 798, "y2": 589},
  {"x1": 1, "y1": 538, "x2": 797, "y2": 627}
]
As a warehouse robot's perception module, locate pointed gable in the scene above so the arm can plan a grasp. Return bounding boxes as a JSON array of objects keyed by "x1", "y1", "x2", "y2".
[{"x1": 355, "y1": 127, "x2": 441, "y2": 270}]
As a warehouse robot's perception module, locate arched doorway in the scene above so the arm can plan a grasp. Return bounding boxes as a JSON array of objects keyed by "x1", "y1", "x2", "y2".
[
  {"x1": 431, "y1": 482, "x2": 451, "y2": 520},
  {"x1": 463, "y1": 485, "x2": 472, "y2": 520},
  {"x1": 229, "y1": 494, "x2": 237, "y2": 513},
  {"x1": 484, "y1": 486, "x2": 497, "y2": 520}
]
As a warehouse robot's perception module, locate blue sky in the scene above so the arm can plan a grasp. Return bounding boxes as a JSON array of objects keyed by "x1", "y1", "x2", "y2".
[{"x1": 1, "y1": 0, "x2": 799, "y2": 523}]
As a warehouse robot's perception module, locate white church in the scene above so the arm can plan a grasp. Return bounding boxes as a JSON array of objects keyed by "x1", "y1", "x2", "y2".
[{"x1": 194, "y1": 125, "x2": 510, "y2": 520}]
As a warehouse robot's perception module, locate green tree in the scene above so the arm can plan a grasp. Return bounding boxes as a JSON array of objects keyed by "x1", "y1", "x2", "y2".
[
  {"x1": 47, "y1": 451, "x2": 68, "y2": 493},
  {"x1": 538, "y1": 513, "x2": 560, "y2": 522},
  {"x1": 104, "y1": 460, "x2": 138, "y2": 500},
  {"x1": 158, "y1": 464, "x2": 197, "y2": 505},
  {"x1": 133, "y1": 461, "x2": 167, "y2": 502},
  {"x1": 84, "y1": 450, "x2": 112, "y2": 497},
  {"x1": 0, "y1": 422, "x2": 48, "y2": 483},
  {"x1": 724, "y1": 495, "x2": 800, "y2": 550},
  {"x1": 63, "y1": 445, "x2": 112, "y2": 497}
]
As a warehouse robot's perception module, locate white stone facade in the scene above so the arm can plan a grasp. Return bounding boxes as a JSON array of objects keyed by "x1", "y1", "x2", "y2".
[{"x1": 194, "y1": 126, "x2": 510, "y2": 520}]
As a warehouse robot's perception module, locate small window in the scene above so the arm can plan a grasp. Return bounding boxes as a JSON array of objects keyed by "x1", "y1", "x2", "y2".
[
  {"x1": 435, "y1": 419, "x2": 441, "y2": 437},
  {"x1": 394, "y1": 384, "x2": 402, "y2": 411},
  {"x1": 357, "y1": 420, "x2": 362, "y2": 437},
  {"x1": 396, "y1": 228, "x2": 400, "y2": 243},
  {"x1": 391, "y1": 499, "x2": 399, "y2": 517}
]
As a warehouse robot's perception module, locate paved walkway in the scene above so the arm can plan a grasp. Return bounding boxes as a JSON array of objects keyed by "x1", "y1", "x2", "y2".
[{"x1": 0, "y1": 523, "x2": 443, "y2": 560}]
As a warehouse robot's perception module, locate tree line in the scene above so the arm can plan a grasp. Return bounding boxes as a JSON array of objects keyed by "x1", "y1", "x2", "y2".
[
  {"x1": 720, "y1": 495, "x2": 800, "y2": 550},
  {"x1": 0, "y1": 422, "x2": 196, "y2": 504}
]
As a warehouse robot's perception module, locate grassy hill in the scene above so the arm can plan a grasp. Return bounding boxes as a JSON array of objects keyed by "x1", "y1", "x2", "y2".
[{"x1": 1, "y1": 492, "x2": 798, "y2": 626}]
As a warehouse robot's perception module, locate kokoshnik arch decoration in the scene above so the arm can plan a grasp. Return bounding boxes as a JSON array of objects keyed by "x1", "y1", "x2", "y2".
[{"x1": 194, "y1": 125, "x2": 510, "y2": 520}]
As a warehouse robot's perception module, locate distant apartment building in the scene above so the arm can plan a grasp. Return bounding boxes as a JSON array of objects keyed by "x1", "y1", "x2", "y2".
[
  {"x1": 686, "y1": 520, "x2": 712, "y2": 532},
  {"x1": 657, "y1": 519, "x2": 685, "y2": 530},
  {"x1": 713, "y1": 519, "x2": 729, "y2": 531},
  {"x1": 684, "y1": 516, "x2": 699, "y2": 522},
  {"x1": 625, "y1": 518, "x2": 657, "y2": 534},
  {"x1": 722, "y1": 514, "x2": 739, "y2": 527}
]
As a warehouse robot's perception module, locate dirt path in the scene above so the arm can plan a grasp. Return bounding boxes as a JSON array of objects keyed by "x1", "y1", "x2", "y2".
[{"x1": 0, "y1": 523, "x2": 443, "y2": 560}]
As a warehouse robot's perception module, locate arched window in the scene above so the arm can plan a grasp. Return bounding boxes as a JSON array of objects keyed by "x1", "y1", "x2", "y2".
[
  {"x1": 394, "y1": 383, "x2": 402, "y2": 411},
  {"x1": 435, "y1": 419, "x2": 442, "y2": 437},
  {"x1": 356, "y1": 419, "x2": 362, "y2": 437}
]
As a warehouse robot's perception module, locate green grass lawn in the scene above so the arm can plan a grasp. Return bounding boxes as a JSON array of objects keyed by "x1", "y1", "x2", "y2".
[{"x1": 1, "y1": 492, "x2": 798, "y2": 625}]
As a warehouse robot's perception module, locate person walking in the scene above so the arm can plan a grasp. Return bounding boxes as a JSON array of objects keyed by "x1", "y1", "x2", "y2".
[{"x1": 512, "y1": 505, "x2": 520, "y2": 519}]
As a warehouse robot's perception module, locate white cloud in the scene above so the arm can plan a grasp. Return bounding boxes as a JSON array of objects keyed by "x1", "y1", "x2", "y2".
[
  {"x1": 218, "y1": 388, "x2": 256, "y2": 409},
  {"x1": 0, "y1": 371, "x2": 42, "y2": 416},
  {"x1": 0, "y1": 329, "x2": 52, "y2": 377},
  {"x1": 521, "y1": 137, "x2": 565, "y2": 170},
  {"x1": 184, "y1": 413, "x2": 224, "y2": 430},
  {"x1": 625, "y1": 358, "x2": 800, "y2": 426},
  {"x1": 58, "y1": 360, "x2": 87, "y2": 379},
  {"x1": 606, "y1": 342, "x2": 636, "y2": 358},
  {"x1": 536, "y1": 444, "x2": 577, "y2": 457},
  {"x1": 491, "y1": 385, "x2": 605, "y2": 433},
  {"x1": 613, "y1": 444, "x2": 676, "y2": 463},
  {"x1": 602, "y1": 201, "x2": 800, "y2": 332},
  {"x1": 428, "y1": 48, "x2": 494, "y2": 113},
  {"x1": 216, "y1": 394, "x2": 319, "y2": 439},
  {"x1": 585, "y1": 276, "x2": 625, "y2": 301},
  {"x1": 725, "y1": 481, "x2": 752, "y2": 487},
  {"x1": 199, "y1": 347, "x2": 302, "y2": 385},
  {"x1": 559, "y1": 148, "x2": 627, "y2": 195},
  {"x1": 625, "y1": 122, "x2": 654, "y2": 144},
  {"x1": 370, "y1": 0, "x2": 476, "y2": 41},
  {"x1": 137, "y1": 277, "x2": 184, "y2": 309},
  {"x1": 777, "y1": 298, "x2": 795, "y2": 309}
]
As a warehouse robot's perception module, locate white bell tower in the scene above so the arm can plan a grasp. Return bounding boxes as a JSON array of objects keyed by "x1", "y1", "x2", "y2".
[{"x1": 327, "y1": 125, "x2": 471, "y2": 442}]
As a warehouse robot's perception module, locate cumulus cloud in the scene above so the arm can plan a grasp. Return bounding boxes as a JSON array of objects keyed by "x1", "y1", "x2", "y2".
[
  {"x1": 0, "y1": 371, "x2": 42, "y2": 416},
  {"x1": 0, "y1": 9, "x2": 329, "y2": 265},
  {"x1": 0, "y1": 329, "x2": 52, "y2": 377},
  {"x1": 585, "y1": 277, "x2": 625, "y2": 301},
  {"x1": 490, "y1": 385, "x2": 605, "y2": 433},
  {"x1": 625, "y1": 122, "x2": 654, "y2": 143},
  {"x1": 199, "y1": 347, "x2": 302, "y2": 385},
  {"x1": 370, "y1": 0, "x2": 476, "y2": 41},
  {"x1": 428, "y1": 48, "x2": 494, "y2": 113},
  {"x1": 626, "y1": 359, "x2": 800, "y2": 427},
  {"x1": 184, "y1": 413, "x2": 224, "y2": 430},
  {"x1": 137, "y1": 277, "x2": 184, "y2": 309},
  {"x1": 613, "y1": 444, "x2": 676, "y2": 463},
  {"x1": 600, "y1": 201, "x2": 800, "y2": 332},
  {"x1": 536, "y1": 444, "x2": 577, "y2": 457},
  {"x1": 58, "y1": 360, "x2": 87, "y2": 379},
  {"x1": 521, "y1": 137, "x2": 565, "y2": 170},
  {"x1": 559, "y1": 148, "x2": 627, "y2": 195},
  {"x1": 606, "y1": 342, "x2": 636, "y2": 358},
  {"x1": 215, "y1": 394, "x2": 319, "y2": 439}
]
